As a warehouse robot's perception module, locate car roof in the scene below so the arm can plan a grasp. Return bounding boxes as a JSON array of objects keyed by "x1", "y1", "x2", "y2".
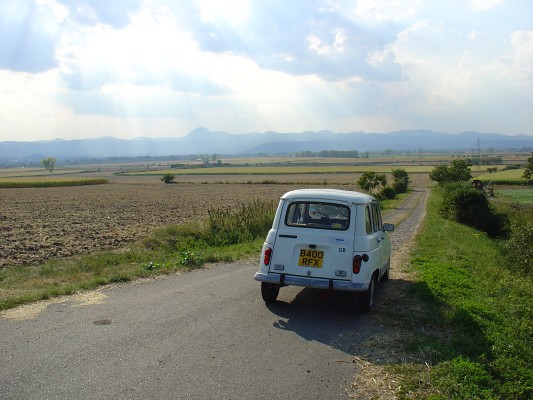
[{"x1": 280, "y1": 189, "x2": 376, "y2": 204}]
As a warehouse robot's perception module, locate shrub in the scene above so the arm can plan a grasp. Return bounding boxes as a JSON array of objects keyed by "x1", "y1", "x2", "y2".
[
  {"x1": 391, "y1": 168, "x2": 409, "y2": 194},
  {"x1": 380, "y1": 186, "x2": 396, "y2": 199},
  {"x1": 357, "y1": 171, "x2": 387, "y2": 193},
  {"x1": 523, "y1": 152, "x2": 533, "y2": 181},
  {"x1": 161, "y1": 173, "x2": 175, "y2": 183},
  {"x1": 392, "y1": 179, "x2": 408, "y2": 194},
  {"x1": 430, "y1": 160, "x2": 472, "y2": 185},
  {"x1": 440, "y1": 182, "x2": 506, "y2": 237}
]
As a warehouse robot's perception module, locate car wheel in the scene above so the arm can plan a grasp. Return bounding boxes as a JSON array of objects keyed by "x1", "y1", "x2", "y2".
[
  {"x1": 261, "y1": 282, "x2": 280, "y2": 303},
  {"x1": 381, "y1": 266, "x2": 390, "y2": 281},
  {"x1": 359, "y1": 274, "x2": 376, "y2": 312}
]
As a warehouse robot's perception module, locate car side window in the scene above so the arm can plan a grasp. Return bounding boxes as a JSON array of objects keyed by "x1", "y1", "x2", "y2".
[
  {"x1": 372, "y1": 203, "x2": 383, "y2": 232},
  {"x1": 365, "y1": 206, "x2": 373, "y2": 234},
  {"x1": 371, "y1": 202, "x2": 382, "y2": 232}
]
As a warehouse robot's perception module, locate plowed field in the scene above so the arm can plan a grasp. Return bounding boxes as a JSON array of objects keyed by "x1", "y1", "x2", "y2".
[{"x1": 0, "y1": 173, "x2": 430, "y2": 268}]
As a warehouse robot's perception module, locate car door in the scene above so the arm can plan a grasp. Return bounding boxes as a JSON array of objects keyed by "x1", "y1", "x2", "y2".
[{"x1": 371, "y1": 201, "x2": 390, "y2": 269}]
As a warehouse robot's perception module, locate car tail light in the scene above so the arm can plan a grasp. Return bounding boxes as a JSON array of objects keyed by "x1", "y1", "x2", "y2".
[
  {"x1": 263, "y1": 247, "x2": 272, "y2": 266},
  {"x1": 353, "y1": 255, "x2": 362, "y2": 274}
]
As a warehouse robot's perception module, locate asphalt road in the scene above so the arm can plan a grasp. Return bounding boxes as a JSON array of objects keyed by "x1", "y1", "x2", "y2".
[{"x1": 0, "y1": 262, "x2": 388, "y2": 400}]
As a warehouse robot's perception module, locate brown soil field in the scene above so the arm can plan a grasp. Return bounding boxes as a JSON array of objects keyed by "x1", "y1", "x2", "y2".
[{"x1": 0, "y1": 172, "x2": 430, "y2": 268}]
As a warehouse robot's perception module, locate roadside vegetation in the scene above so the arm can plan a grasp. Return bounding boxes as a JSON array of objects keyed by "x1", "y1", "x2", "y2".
[
  {"x1": 391, "y1": 187, "x2": 532, "y2": 399},
  {"x1": 388, "y1": 160, "x2": 532, "y2": 399},
  {"x1": 0, "y1": 199, "x2": 277, "y2": 310},
  {"x1": 0, "y1": 178, "x2": 110, "y2": 188}
]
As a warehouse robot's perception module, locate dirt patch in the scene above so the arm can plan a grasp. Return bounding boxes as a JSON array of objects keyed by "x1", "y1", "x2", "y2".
[{"x1": 1, "y1": 291, "x2": 108, "y2": 320}]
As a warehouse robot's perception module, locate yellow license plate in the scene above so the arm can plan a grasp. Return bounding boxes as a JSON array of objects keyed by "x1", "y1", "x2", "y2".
[{"x1": 298, "y1": 249, "x2": 324, "y2": 268}]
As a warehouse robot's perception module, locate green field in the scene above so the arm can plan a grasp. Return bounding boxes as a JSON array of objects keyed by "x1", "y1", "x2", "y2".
[
  {"x1": 495, "y1": 188, "x2": 533, "y2": 204},
  {"x1": 475, "y1": 168, "x2": 525, "y2": 181}
]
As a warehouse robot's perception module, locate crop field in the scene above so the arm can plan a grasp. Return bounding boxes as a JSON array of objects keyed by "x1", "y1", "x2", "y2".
[
  {"x1": 495, "y1": 188, "x2": 533, "y2": 204},
  {"x1": 2, "y1": 151, "x2": 527, "y2": 270},
  {"x1": 475, "y1": 168, "x2": 525, "y2": 181},
  {"x1": 1, "y1": 171, "x2": 435, "y2": 268}
]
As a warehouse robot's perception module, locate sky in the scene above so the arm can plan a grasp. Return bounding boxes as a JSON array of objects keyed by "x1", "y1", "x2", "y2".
[{"x1": 0, "y1": 0, "x2": 532, "y2": 142}]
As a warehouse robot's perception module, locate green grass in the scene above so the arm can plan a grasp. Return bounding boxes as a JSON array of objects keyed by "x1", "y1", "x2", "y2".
[
  {"x1": 476, "y1": 168, "x2": 524, "y2": 182},
  {"x1": 0, "y1": 199, "x2": 277, "y2": 311},
  {"x1": 0, "y1": 178, "x2": 110, "y2": 188},
  {"x1": 393, "y1": 188, "x2": 532, "y2": 399},
  {"x1": 495, "y1": 188, "x2": 533, "y2": 205}
]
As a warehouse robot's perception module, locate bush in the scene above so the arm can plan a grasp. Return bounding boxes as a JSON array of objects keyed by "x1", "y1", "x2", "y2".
[
  {"x1": 391, "y1": 168, "x2": 409, "y2": 192},
  {"x1": 440, "y1": 182, "x2": 506, "y2": 238},
  {"x1": 380, "y1": 186, "x2": 396, "y2": 199},
  {"x1": 161, "y1": 173, "x2": 175, "y2": 184},
  {"x1": 430, "y1": 160, "x2": 472, "y2": 185},
  {"x1": 357, "y1": 171, "x2": 387, "y2": 193},
  {"x1": 392, "y1": 179, "x2": 408, "y2": 194}
]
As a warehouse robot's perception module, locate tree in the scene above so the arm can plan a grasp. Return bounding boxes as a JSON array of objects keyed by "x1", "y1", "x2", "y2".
[
  {"x1": 523, "y1": 152, "x2": 533, "y2": 181},
  {"x1": 391, "y1": 168, "x2": 409, "y2": 193},
  {"x1": 429, "y1": 160, "x2": 472, "y2": 185},
  {"x1": 161, "y1": 173, "x2": 175, "y2": 184},
  {"x1": 357, "y1": 171, "x2": 387, "y2": 193},
  {"x1": 41, "y1": 157, "x2": 56, "y2": 173}
]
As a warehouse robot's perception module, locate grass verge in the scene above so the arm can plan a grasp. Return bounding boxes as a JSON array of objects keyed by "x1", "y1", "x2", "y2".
[
  {"x1": 0, "y1": 178, "x2": 110, "y2": 188},
  {"x1": 0, "y1": 199, "x2": 276, "y2": 311},
  {"x1": 391, "y1": 188, "x2": 532, "y2": 399}
]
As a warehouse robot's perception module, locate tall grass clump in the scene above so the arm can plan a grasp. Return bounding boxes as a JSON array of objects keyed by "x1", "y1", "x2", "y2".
[
  {"x1": 142, "y1": 199, "x2": 277, "y2": 250},
  {"x1": 499, "y1": 203, "x2": 533, "y2": 275},
  {"x1": 205, "y1": 199, "x2": 277, "y2": 246}
]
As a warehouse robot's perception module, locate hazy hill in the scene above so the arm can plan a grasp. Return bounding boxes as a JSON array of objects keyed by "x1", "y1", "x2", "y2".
[{"x1": 1, "y1": 128, "x2": 532, "y2": 161}]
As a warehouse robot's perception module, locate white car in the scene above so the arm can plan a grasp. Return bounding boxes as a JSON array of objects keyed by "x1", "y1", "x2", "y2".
[{"x1": 254, "y1": 189, "x2": 394, "y2": 312}]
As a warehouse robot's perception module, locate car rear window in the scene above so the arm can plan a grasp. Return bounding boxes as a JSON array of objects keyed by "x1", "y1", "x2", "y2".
[{"x1": 284, "y1": 201, "x2": 350, "y2": 231}]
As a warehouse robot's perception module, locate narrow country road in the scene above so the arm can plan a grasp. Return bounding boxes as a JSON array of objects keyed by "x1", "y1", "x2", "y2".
[{"x1": 0, "y1": 189, "x2": 429, "y2": 400}]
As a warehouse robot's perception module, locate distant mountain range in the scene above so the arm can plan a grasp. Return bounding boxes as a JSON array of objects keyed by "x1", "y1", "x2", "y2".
[{"x1": 1, "y1": 128, "x2": 532, "y2": 161}]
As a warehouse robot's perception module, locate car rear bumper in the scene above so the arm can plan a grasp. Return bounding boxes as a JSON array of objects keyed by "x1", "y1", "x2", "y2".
[{"x1": 254, "y1": 272, "x2": 368, "y2": 292}]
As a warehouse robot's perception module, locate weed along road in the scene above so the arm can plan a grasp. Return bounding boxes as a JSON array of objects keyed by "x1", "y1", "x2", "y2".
[{"x1": 0, "y1": 189, "x2": 429, "y2": 399}]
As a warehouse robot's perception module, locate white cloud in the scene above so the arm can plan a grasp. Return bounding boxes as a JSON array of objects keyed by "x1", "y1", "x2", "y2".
[
  {"x1": 346, "y1": 0, "x2": 421, "y2": 24},
  {"x1": 1, "y1": 0, "x2": 533, "y2": 141},
  {"x1": 469, "y1": 0, "x2": 504, "y2": 12},
  {"x1": 197, "y1": 0, "x2": 249, "y2": 24},
  {"x1": 307, "y1": 28, "x2": 347, "y2": 56}
]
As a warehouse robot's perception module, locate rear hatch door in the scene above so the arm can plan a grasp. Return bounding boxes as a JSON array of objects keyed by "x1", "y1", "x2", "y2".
[{"x1": 270, "y1": 199, "x2": 354, "y2": 280}]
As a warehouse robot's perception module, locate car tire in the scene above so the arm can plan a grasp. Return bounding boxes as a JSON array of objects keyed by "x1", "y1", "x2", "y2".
[
  {"x1": 261, "y1": 282, "x2": 280, "y2": 303},
  {"x1": 381, "y1": 266, "x2": 390, "y2": 281},
  {"x1": 359, "y1": 274, "x2": 376, "y2": 312}
]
